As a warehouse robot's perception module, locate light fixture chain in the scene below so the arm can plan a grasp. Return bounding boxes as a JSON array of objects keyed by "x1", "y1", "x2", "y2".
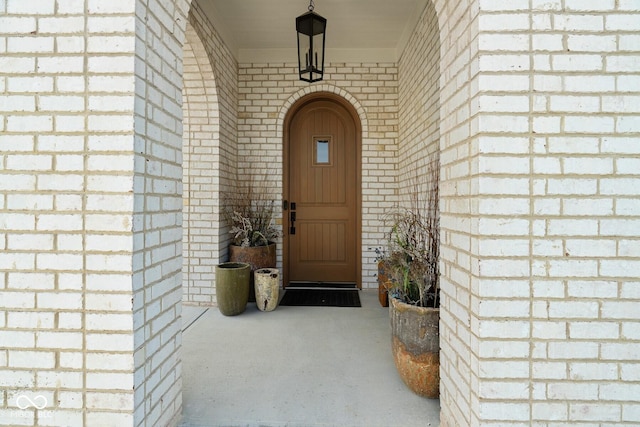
[{"x1": 308, "y1": 0, "x2": 315, "y2": 12}]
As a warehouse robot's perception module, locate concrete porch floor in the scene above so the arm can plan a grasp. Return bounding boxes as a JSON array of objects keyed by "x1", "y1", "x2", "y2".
[{"x1": 179, "y1": 290, "x2": 440, "y2": 427}]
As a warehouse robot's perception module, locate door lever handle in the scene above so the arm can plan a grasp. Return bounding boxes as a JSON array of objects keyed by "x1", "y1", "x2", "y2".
[{"x1": 290, "y1": 210, "x2": 296, "y2": 235}]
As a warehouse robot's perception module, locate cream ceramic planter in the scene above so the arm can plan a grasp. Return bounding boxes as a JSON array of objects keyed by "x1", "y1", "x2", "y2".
[{"x1": 254, "y1": 268, "x2": 279, "y2": 312}]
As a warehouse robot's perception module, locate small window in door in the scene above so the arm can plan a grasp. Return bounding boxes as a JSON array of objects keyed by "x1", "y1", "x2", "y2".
[{"x1": 314, "y1": 137, "x2": 332, "y2": 166}]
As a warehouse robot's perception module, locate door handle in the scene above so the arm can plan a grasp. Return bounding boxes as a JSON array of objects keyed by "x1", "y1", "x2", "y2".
[{"x1": 290, "y1": 202, "x2": 296, "y2": 235}]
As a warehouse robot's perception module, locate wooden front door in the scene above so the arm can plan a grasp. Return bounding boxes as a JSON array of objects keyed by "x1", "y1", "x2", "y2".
[{"x1": 284, "y1": 96, "x2": 360, "y2": 287}]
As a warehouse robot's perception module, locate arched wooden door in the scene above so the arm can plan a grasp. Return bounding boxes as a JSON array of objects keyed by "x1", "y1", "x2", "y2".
[{"x1": 284, "y1": 94, "x2": 361, "y2": 288}]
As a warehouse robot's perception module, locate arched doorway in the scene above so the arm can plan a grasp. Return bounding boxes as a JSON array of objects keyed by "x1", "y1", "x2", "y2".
[{"x1": 283, "y1": 93, "x2": 363, "y2": 288}]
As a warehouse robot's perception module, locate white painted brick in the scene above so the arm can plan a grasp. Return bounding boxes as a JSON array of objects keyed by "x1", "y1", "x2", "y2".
[
  {"x1": 86, "y1": 333, "x2": 133, "y2": 352},
  {"x1": 479, "y1": 300, "x2": 530, "y2": 318},
  {"x1": 7, "y1": 76, "x2": 54, "y2": 93},
  {"x1": 602, "y1": 343, "x2": 640, "y2": 360},
  {"x1": 533, "y1": 361, "x2": 567, "y2": 379},
  {"x1": 533, "y1": 322, "x2": 567, "y2": 339},
  {"x1": 479, "y1": 402, "x2": 530, "y2": 421},
  {"x1": 533, "y1": 34, "x2": 563, "y2": 51},
  {"x1": 533, "y1": 402, "x2": 568, "y2": 421},
  {"x1": 87, "y1": 56, "x2": 135, "y2": 73},
  {"x1": 36, "y1": 331, "x2": 82, "y2": 349},
  {"x1": 567, "y1": 281, "x2": 618, "y2": 298},
  {"x1": 570, "y1": 403, "x2": 621, "y2": 421},
  {"x1": 547, "y1": 179, "x2": 598, "y2": 196},
  {"x1": 86, "y1": 372, "x2": 134, "y2": 391},
  {"x1": 7, "y1": 0, "x2": 54, "y2": 14},
  {"x1": 607, "y1": 55, "x2": 640, "y2": 73},
  {"x1": 620, "y1": 240, "x2": 640, "y2": 257},
  {"x1": 565, "y1": 75, "x2": 616, "y2": 93},
  {"x1": 56, "y1": 391, "x2": 83, "y2": 410},
  {"x1": 621, "y1": 365, "x2": 640, "y2": 381},
  {"x1": 549, "y1": 383, "x2": 599, "y2": 400},
  {"x1": 479, "y1": 198, "x2": 530, "y2": 216},
  {"x1": 533, "y1": 116, "x2": 561, "y2": 133},
  {"x1": 86, "y1": 391, "x2": 134, "y2": 410},
  {"x1": 479, "y1": 321, "x2": 530, "y2": 339},
  {"x1": 479, "y1": 340, "x2": 529, "y2": 359},
  {"x1": 566, "y1": 0, "x2": 616, "y2": 10},
  {"x1": 37, "y1": 214, "x2": 82, "y2": 231},
  {"x1": 550, "y1": 95, "x2": 600, "y2": 113},
  {"x1": 55, "y1": 76, "x2": 85, "y2": 94},
  {"x1": 88, "y1": 36, "x2": 135, "y2": 54},
  {"x1": 601, "y1": 301, "x2": 639, "y2": 319},
  {"x1": 570, "y1": 322, "x2": 619, "y2": 339},
  {"x1": 86, "y1": 353, "x2": 134, "y2": 371},
  {"x1": 86, "y1": 293, "x2": 133, "y2": 312},
  {"x1": 480, "y1": 381, "x2": 529, "y2": 399},
  {"x1": 9, "y1": 350, "x2": 55, "y2": 368},
  {"x1": 479, "y1": 13, "x2": 530, "y2": 31},
  {"x1": 59, "y1": 352, "x2": 83, "y2": 370},
  {"x1": 565, "y1": 239, "x2": 616, "y2": 257},
  {"x1": 0, "y1": 95, "x2": 36, "y2": 112},
  {"x1": 565, "y1": 116, "x2": 614, "y2": 134},
  {"x1": 549, "y1": 301, "x2": 599, "y2": 319},
  {"x1": 7, "y1": 115, "x2": 53, "y2": 132},
  {"x1": 479, "y1": 54, "x2": 530, "y2": 72},
  {"x1": 7, "y1": 36, "x2": 54, "y2": 53},
  {"x1": 600, "y1": 218, "x2": 640, "y2": 236},
  {"x1": 624, "y1": 404, "x2": 640, "y2": 422},
  {"x1": 36, "y1": 292, "x2": 82, "y2": 309},
  {"x1": 87, "y1": 16, "x2": 135, "y2": 33},
  {"x1": 570, "y1": 363, "x2": 618, "y2": 380},
  {"x1": 554, "y1": 14, "x2": 604, "y2": 31}
]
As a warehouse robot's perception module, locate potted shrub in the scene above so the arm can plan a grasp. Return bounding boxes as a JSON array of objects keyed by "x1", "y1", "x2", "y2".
[
  {"x1": 222, "y1": 176, "x2": 280, "y2": 302},
  {"x1": 385, "y1": 157, "x2": 440, "y2": 398}
]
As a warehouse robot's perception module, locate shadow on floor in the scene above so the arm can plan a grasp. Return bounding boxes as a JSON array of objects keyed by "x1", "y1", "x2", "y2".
[{"x1": 179, "y1": 290, "x2": 440, "y2": 427}]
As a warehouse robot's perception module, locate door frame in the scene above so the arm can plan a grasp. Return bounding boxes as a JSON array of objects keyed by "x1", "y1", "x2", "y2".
[{"x1": 283, "y1": 92, "x2": 362, "y2": 289}]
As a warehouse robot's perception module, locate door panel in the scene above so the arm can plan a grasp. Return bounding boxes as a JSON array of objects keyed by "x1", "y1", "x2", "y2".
[{"x1": 287, "y1": 99, "x2": 358, "y2": 285}]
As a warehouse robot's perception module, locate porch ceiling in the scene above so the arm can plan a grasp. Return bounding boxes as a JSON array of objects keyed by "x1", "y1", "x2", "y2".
[{"x1": 199, "y1": 0, "x2": 429, "y2": 63}]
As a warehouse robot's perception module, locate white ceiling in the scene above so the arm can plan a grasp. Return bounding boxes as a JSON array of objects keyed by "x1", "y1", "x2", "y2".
[{"x1": 198, "y1": 0, "x2": 429, "y2": 63}]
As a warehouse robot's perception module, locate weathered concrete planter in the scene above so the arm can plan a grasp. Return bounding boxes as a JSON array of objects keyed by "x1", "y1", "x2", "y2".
[
  {"x1": 229, "y1": 243, "x2": 276, "y2": 302},
  {"x1": 254, "y1": 268, "x2": 279, "y2": 312},
  {"x1": 215, "y1": 262, "x2": 250, "y2": 316},
  {"x1": 389, "y1": 296, "x2": 440, "y2": 398}
]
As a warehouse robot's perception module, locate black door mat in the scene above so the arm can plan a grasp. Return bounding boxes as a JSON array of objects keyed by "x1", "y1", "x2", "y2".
[{"x1": 279, "y1": 288, "x2": 361, "y2": 307}]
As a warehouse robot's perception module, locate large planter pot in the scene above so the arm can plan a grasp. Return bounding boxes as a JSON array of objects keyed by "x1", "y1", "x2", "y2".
[
  {"x1": 389, "y1": 296, "x2": 440, "y2": 398},
  {"x1": 254, "y1": 268, "x2": 280, "y2": 312},
  {"x1": 215, "y1": 262, "x2": 251, "y2": 316},
  {"x1": 229, "y1": 243, "x2": 277, "y2": 302}
]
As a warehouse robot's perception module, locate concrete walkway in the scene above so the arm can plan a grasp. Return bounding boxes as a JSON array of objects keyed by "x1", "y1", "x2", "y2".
[{"x1": 179, "y1": 290, "x2": 440, "y2": 427}]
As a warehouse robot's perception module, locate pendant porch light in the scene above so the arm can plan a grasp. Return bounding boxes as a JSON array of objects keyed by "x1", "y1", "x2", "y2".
[{"x1": 296, "y1": 0, "x2": 327, "y2": 83}]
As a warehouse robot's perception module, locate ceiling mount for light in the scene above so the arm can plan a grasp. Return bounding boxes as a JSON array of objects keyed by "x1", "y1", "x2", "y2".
[{"x1": 296, "y1": 0, "x2": 327, "y2": 83}]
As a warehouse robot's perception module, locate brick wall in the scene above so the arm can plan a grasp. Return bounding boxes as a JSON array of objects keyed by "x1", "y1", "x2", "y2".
[
  {"x1": 182, "y1": 0, "x2": 238, "y2": 305},
  {"x1": 434, "y1": 0, "x2": 640, "y2": 425},
  {"x1": 131, "y1": 0, "x2": 188, "y2": 425},
  {"x1": 0, "y1": 0, "x2": 139, "y2": 424},
  {"x1": 0, "y1": 0, "x2": 188, "y2": 424}
]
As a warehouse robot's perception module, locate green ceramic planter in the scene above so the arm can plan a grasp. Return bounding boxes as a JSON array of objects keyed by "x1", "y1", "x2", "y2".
[{"x1": 215, "y1": 262, "x2": 251, "y2": 316}]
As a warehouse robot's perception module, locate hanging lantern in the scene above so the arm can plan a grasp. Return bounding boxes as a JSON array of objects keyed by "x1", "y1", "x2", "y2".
[{"x1": 296, "y1": 0, "x2": 326, "y2": 83}]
